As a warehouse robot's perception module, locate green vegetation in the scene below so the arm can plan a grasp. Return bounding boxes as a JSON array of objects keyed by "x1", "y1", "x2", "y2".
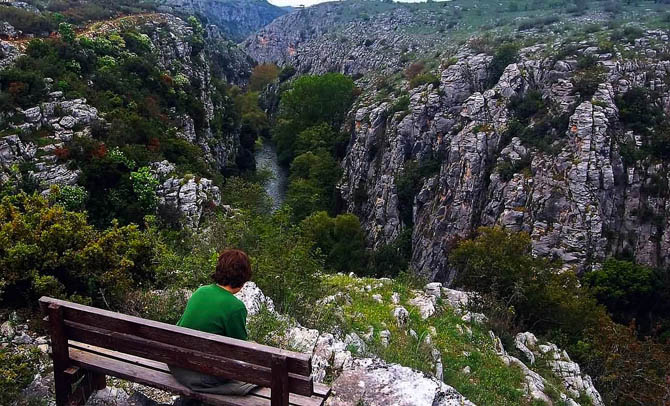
[
  {"x1": 615, "y1": 87, "x2": 670, "y2": 161},
  {"x1": 316, "y1": 274, "x2": 528, "y2": 405},
  {"x1": 272, "y1": 73, "x2": 355, "y2": 221},
  {"x1": 0, "y1": 193, "x2": 155, "y2": 307},
  {"x1": 506, "y1": 90, "x2": 568, "y2": 153},
  {"x1": 0, "y1": 347, "x2": 42, "y2": 405},
  {"x1": 0, "y1": 24, "x2": 241, "y2": 226},
  {"x1": 451, "y1": 227, "x2": 670, "y2": 405},
  {"x1": 301, "y1": 211, "x2": 368, "y2": 274}
]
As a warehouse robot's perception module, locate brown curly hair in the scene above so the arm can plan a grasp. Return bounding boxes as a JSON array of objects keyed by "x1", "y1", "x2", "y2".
[{"x1": 211, "y1": 249, "x2": 252, "y2": 288}]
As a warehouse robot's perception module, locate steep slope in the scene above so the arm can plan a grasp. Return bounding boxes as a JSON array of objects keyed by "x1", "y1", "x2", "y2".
[
  {"x1": 0, "y1": 12, "x2": 253, "y2": 227},
  {"x1": 243, "y1": 1, "x2": 447, "y2": 76},
  {"x1": 158, "y1": 0, "x2": 288, "y2": 42},
  {"x1": 340, "y1": 31, "x2": 670, "y2": 282}
]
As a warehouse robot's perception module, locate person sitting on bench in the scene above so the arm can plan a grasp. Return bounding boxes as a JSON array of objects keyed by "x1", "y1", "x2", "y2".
[{"x1": 170, "y1": 249, "x2": 258, "y2": 398}]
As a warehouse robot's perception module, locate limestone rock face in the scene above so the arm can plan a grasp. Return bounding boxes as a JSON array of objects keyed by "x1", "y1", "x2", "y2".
[
  {"x1": 156, "y1": 176, "x2": 221, "y2": 228},
  {"x1": 244, "y1": 4, "x2": 447, "y2": 77},
  {"x1": 334, "y1": 29, "x2": 670, "y2": 282},
  {"x1": 157, "y1": 0, "x2": 287, "y2": 42},
  {"x1": 326, "y1": 358, "x2": 475, "y2": 406}
]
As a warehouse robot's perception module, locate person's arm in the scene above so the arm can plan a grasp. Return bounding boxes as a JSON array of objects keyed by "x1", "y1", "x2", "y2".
[{"x1": 226, "y1": 306, "x2": 248, "y2": 341}]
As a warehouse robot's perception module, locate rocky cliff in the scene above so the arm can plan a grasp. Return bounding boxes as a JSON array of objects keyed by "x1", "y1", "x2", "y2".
[
  {"x1": 339, "y1": 31, "x2": 670, "y2": 282},
  {"x1": 243, "y1": 1, "x2": 446, "y2": 76},
  {"x1": 158, "y1": 0, "x2": 288, "y2": 42},
  {"x1": 0, "y1": 13, "x2": 252, "y2": 227}
]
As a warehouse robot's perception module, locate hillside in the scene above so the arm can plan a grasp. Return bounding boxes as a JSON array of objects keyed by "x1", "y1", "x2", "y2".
[
  {"x1": 157, "y1": 0, "x2": 288, "y2": 42},
  {"x1": 1, "y1": 1, "x2": 670, "y2": 406}
]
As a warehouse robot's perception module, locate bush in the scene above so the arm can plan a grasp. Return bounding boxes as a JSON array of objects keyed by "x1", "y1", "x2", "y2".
[
  {"x1": 0, "y1": 347, "x2": 41, "y2": 405},
  {"x1": 451, "y1": 227, "x2": 670, "y2": 405},
  {"x1": 395, "y1": 158, "x2": 441, "y2": 226},
  {"x1": 405, "y1": 62, "x2": 425, "y2": 80},
  {"x1": 409, "y1": 73, "x2": 440, "y2": 89},
  {"x1": 249, "y1": 63, "x2": 280, "y2": 91},
  {"x1": 301, "y1": 211, "x2": 368, "y2": 274},
  {"x1": 0, "y1": 193, "x2": 155, "y2": 307},
  {"x1": 0, "y1": 6, "x2": 56, "y2": 35},
  {"x1": 487, "y1": 43, "x2": 519, "y2": 88}
]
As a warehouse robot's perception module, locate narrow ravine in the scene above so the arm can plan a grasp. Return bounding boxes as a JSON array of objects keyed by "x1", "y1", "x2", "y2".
[{"x1": 254, "y1": 141, "x2": 288, "y2": 211}]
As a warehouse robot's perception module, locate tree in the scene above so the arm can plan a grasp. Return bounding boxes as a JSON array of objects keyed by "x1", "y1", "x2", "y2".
[
  {"x1": 58, "y1": 22, "x2": 75, "y2": 43},
  {"x1": 277, "y1": 73, "x2": 355, "y2": 130},
  {"x1": 487, "y1": 42, "x2": 519, "y2": 88},
  {"x1": 301, "y1": 211, "x2": 368, "y2": 274},
  {"x1": 249, "y1": 63, "x2": 280, "y2": 91}
]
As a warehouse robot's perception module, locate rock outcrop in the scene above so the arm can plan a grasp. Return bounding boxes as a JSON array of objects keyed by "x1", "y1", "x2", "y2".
[
  {"x1": 338, "y1": 30, "x2": 670, "y2": 281},
  {"x1": 157, "y1": 0, "x2": 287, "y2": 42}
]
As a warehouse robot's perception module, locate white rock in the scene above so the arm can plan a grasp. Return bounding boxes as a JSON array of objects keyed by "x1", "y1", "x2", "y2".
[
  {"x1": 379, "y1": 330, "x2": 391, "y2": 347},
  {"x1": 0, "y1": 321, "x2": 15, "y2": 339},
  {"x1": 235, "y1": 282, "x2": 275, "y2": 316},
  {"x1": 424, "y1": 282, "x2": 443, "y2": 298},
  {"x1": 409, "y1": 293, "x2": 436, "y2": 320},
  {"x1": 391, "y1": 292, "x2": 400, "y2": 304},
  {"x1": 372, "y1": 294, "x2": 383, "y2": 303},
  {"x1": 392, "y1": 306, "x2": 409, "y2": 327},
  {"x1": 326, "y1": 358, "x2": 474, "y2": 406}
]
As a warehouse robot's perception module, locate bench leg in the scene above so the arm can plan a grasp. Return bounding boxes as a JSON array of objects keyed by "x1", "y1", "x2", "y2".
[
  {"x1": 48, "y1": 304, "x2": 71, "y2": 406},
  {"x1": 271, "y1": 355, "x2": 289, "y2": 406},
  {"x1": 65, "y1": 368, "x2": 107, "y2": 406}
]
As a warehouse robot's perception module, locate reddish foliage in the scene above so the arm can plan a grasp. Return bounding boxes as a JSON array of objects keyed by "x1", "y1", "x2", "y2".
[
  {"x1": 8, "y1": 81, "x2": 26, "y2": 96},
  {"x1": 147, "y1": 137, "x2": 160, "y2": 152},
  {"x1": 53, "y1": 147, "x2": 70, "y2": 160},
  {"x1": 405, "y1": 62, "x2": 425, "y2": 80},
  {"x1": 160, "y1": 73, "x2": 173, "y2": 86},
  {"x1": 92, "y1": 143, "x2": 107, "y2": 158}
]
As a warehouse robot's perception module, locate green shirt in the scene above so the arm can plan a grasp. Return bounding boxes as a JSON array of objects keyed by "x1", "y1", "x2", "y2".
[{"x1": 177, "y1": 284, "x2": 248, "y2": 341}]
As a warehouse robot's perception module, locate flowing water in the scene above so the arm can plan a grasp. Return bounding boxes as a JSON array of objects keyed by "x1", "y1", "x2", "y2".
[{"x1": 254, "y1": 141, "x2": 288, "y2": 211}]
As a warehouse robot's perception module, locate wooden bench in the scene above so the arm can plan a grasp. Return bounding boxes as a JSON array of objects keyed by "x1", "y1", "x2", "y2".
[{"x1": 39, "y1": 297, "x2": 331, "y2": 406}]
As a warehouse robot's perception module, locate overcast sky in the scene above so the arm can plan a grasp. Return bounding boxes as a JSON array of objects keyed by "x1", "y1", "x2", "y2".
[{"x1": 268, "y1": 0, "x2": 430, "y2": 8}]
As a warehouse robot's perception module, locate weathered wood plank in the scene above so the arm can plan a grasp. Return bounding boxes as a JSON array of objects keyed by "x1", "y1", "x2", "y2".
[
  {"x1": 40, "y1": 297, "x2": 311, "y2": 376},
  {"x1": 254, "y1": 388, "x2": 325, "y2": 406},
  {"x1": 271, "y1": 355, "x2": 289, "y2": 406},
  {"x1": 64, "y1": 321, "x2": 314, "y2": 397},
  {"x1": 68, "y1": 343, "x2": 326, "y2": 406},
  {"x1": 68, "y1": 349, "x2": 323, "y2": 406}
]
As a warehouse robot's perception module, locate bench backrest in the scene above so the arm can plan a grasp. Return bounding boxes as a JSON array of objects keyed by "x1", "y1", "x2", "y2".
[{"x1": 39, "y1": 296, "x2": 314, "y2": 398}]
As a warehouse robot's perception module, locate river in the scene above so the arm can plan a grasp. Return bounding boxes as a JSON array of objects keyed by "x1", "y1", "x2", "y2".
[{"x1": 254, "y1": 141, "x2": 288, "y2": 211}]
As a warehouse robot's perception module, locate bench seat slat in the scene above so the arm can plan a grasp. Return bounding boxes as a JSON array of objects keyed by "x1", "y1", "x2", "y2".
[
  {"x1": 69, "y1": 341, "x2": 329, "y2": 406},
  {"x1": 64, "y1": 320, "x2": 314, "y2": 397},
  {"x1": 68, "y1": 348, "x2": 326, "y2": 406},
  {"x1": 40, "y1": 297, "x2": 311, "y2": 376}
]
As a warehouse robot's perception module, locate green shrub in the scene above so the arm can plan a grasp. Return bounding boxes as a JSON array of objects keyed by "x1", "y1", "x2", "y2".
[
  {"x1": 122, "y1": 289, "x2": 189, "y2": 324},
  {"x1": 395, "y1": 158, "x2": 441, "y2": 227},
  {"x1": 0, "y1": 6, "x2": 56, "y2": 35},
  {"x1": 0, "y1": 193, "x2": 155, "y2": 307},
  {"x1": 451, "y1": 227, "x2": 670, "y2": 405},
  {"x1": 221, "y1": 177, "x2": 273, "y2": 216},
  {"x1": 301, "y1": 211, "x2": 368, "y2": 274},
  {"x1": 390, "y1": 95, "x2": 411, "y2": 115},
  {"x1": 409, "y1": 73, "x2": 440, "y2": 89},
  {"x1": 487, "y1": 43, "x2": 519, "y2": 88},
  {"x1": 0, "y1": 347, "x2": 41, "y2": 405},
  {"x1": 48, "y1": 185, "x2": 88, "y2": 211}
]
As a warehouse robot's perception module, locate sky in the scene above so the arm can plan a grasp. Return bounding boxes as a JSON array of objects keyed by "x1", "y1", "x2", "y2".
[{"x1": 268, "y1": 0, "x2": 431, "y2": 8}]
